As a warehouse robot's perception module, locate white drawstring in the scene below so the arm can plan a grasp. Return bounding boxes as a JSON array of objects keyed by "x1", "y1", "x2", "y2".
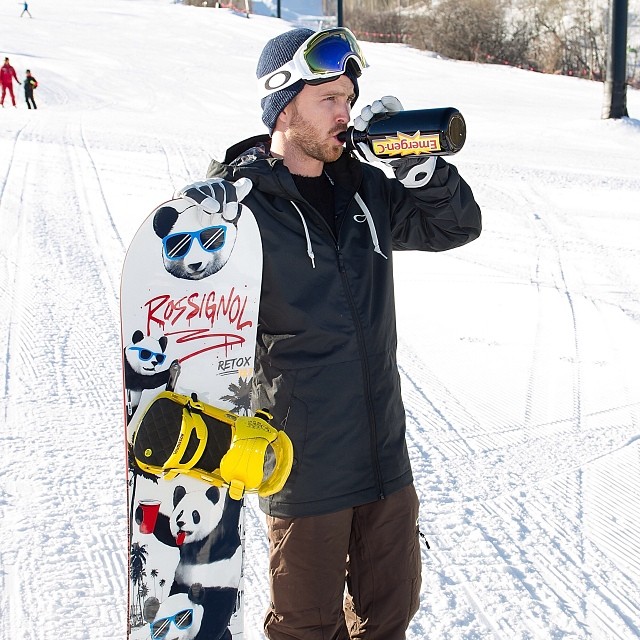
[
  {"x1": 354, "y1": 193, "x2": 388, "y2": 259},
  {"x1": 291, "y1": 201, "x2": 316, "y2": 268},
  {"x1": 291, "y1": 192, "x2": 387, "y2": 268}
]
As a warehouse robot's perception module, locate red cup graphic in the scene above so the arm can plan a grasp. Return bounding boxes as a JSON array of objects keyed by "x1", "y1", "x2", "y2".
[{"x1": 139, "y1": 499, "x2": 161, "y2": 534}]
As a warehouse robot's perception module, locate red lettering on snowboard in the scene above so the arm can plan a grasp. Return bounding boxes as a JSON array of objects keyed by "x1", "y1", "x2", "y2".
[{"x1": 144, "y1": 287, "x2": 252, "y2": 334}]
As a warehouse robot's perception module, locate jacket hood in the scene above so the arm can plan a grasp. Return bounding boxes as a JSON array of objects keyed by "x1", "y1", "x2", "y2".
[
  {"x1": 207, "y1": 134, "x2": 298, "y2": 203},
  {"x1": 222, "y1": 134, "x2": 273, "y2": 166},
  {"x1": 207, "y1": 134, "x2": 363, "y2": 202},
  {"x1": 206, "y1": 134, "x2": 382, "y2": 269}
]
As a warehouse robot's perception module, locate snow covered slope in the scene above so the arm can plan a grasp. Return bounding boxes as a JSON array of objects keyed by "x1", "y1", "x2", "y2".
[{"x1": 1, "y1": 0, "x2": 639, "y2": 638}]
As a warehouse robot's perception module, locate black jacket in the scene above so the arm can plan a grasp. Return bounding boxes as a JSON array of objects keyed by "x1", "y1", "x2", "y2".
[
  {"x1": 207, "y1": 135, "x2": 481, "y2": 517},
  {"x1": 24, "y1": 76, "x2": 37, "y2": 94}
]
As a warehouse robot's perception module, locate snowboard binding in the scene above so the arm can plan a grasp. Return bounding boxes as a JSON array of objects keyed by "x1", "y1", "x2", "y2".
[{"x1": 132, "y1": 389, "x2": 293, "y2": 500}]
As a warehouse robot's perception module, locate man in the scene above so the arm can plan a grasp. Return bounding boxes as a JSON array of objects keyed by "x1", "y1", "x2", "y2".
[
  {"x1": 201, "y1": 27, "x2": 481, "y2": 639},
  {"x1": 1, "y1": 58, "x2": 21, "y2": 108},
  {"x1": 24, "y1": 69, "x2": 38, "y2": 109}
]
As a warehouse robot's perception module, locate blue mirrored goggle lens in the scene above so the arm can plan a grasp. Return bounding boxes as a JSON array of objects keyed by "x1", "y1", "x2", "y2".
[{"x1": 303, "y1": 30, "x2": 365, "y2": 76}]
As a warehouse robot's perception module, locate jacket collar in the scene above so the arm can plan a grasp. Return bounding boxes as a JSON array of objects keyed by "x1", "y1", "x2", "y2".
[
  {"x1": 208, "y1": 135, "x2": 386, "y2": 269},
  {"x1": 223, "y1": 134, "x2": 272, "y2": 166},
  {"x1": 215, "y1": 133, "x2": 363, "y2": 195}
]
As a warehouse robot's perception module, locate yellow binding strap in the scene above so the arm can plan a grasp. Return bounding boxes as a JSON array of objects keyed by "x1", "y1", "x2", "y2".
[
  {"x1": 220, "y1": 412, "x2": 293, "y2": 500},
  {"x1": 163, "y1": 402, "x2": 208, "y2": 480}
]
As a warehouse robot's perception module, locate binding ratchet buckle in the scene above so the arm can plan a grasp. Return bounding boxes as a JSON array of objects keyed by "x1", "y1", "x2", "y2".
[{"x1": 132, "y1": 390, "x2": 293, "y2": 500}]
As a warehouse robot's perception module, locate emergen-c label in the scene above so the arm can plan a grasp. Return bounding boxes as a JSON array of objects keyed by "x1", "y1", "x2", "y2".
[{"x1": 371, "y1": 130, "x2": 441, "y2": 158}]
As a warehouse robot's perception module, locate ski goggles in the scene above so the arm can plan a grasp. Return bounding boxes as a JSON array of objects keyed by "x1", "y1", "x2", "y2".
[
  {"x1": 150, "y1": 608, "x2": 193, "y2": 639},
  {"x1": 162, "y1": 225, "x2": 226, "y2": 260},
  {"x1": 128, "y1": 346, "x2": 166, "y2": 365},
  {"x1": 258, "y1": 27, "x2": 367, "y2": 99}
]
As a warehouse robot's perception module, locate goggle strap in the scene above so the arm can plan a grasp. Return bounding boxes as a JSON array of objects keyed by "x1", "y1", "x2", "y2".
[{"x1": 257, "y1": 60, "x2": 301, "y2": 100}]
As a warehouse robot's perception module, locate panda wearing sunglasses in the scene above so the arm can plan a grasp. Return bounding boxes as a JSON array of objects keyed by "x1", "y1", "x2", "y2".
[
  {"x1": 153, "y1": 177, "x2": 252, "y2": 281},
  {"x1": 123, "y1": 329, "x2": 172, "y2": 425},
  {"x1": 143, "y1": 590, "x2": 204, "y2": 640}
]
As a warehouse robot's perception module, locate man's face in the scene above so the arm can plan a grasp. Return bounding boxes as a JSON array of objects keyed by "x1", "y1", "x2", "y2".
[{"x1": 283, "y1": 74, "x2": 355, "y2": 164}]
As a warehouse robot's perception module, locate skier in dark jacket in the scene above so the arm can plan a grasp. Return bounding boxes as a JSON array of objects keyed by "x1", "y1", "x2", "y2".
[
  {"x1": 24, "y1": 69, "x2": 37, "y2": 109},
  {"x1": 1, "y1": 58, "x2": 21, "y2": 107},
  {"x1": 190, "y1": 27, "x2": 481, "y2": 639}
]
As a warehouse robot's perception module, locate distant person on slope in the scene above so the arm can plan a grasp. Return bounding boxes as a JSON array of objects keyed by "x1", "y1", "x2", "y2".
[
  {"x1": 1, "y1": 58, "x2": 21, "y2": 107},
  {"x1": 179, "y1": 27, "x2": 482, "y2": 640},
  {"x1": 24, "y1": 69, "x2": 38, "y2": 109},
  {"x1": 21, "y1": 2, "x2": 33, "y2": 17}
]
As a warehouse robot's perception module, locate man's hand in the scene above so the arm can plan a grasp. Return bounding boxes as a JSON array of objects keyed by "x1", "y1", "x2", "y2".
[
  {"x1": 352, "y1": 96, "x2": 437, "y2": 189},
  {"x1": 352, "y1": 96, "x2": 403, "y2": 166}
]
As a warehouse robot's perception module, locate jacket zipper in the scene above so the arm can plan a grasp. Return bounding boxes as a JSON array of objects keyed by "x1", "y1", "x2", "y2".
[
  {"x1": 293, "y1": 194, "x2": 386, "y2": 500},
  {"x1": 336, "y1": 249, "x2": 385, "y2": 500}
]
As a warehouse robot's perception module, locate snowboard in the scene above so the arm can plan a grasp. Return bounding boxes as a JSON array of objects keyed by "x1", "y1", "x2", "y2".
[{"x1": 120, "y1": 178, "x2": 292, "y2": 640}]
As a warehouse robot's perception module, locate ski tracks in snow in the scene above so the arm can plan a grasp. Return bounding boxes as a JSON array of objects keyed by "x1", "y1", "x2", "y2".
[
  {"x1": 397, "y1": 163, "x2": 640, "y2": 639},
  {"x1": 242, "y1": 499, "x2": 271, "y2": 639},
  {"x1": 0, "y1": 112, "x2": 127, "y2": 640},
  {"x1": 0, "y1": 109, "x2": 250, "y2": 640}
]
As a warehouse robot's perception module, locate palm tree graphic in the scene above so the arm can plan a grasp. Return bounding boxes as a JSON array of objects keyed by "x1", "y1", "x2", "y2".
[
  {"x1": 220, "y1": 376, "x2": 252, "y2": 415},
  {"x1": 150, "y1": 568, "x2": 158, "y2": 598},
  {"x1": 130, "y1": 542, "x2": 148, "y2": 627}
]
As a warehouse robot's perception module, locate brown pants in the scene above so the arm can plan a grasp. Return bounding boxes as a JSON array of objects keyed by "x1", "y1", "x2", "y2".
[{"x1": 264, "y1": 484, "x2": 421, "y2": 640}]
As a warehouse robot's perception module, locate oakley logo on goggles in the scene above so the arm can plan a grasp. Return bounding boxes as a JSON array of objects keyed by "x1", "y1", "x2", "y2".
[
  {"x1": 258, "y1": 27, "x2": 368, "y2": 99},
  {"x1": 162, "y1": 225, "x2": 227, "y2": 261},
  {"x1": 150, "y1": 608, "x2": 193, "y2": 639},
  {"x1": 129, "y1": 346, "x2": 167, "y2": 366}
]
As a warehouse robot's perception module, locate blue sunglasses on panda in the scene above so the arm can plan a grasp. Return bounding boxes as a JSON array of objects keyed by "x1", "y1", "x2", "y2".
[
  {"x1": 163, "y1": 225, "x2": 227, "y2": 261},
  {"x1": 129, "y1": 346, "x2": 166, "y2": 366},
  {"x1": 150, "y1": 608, "x2": 193, "y2": 639},
  {"x1": 258, "y1": 27, "x2": 368, "y2": 98}
]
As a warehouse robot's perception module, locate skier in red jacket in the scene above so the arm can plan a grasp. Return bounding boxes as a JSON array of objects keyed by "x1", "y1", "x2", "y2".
[{"x1": 1, "y1": 58, "x2": 21, "y2": 107}]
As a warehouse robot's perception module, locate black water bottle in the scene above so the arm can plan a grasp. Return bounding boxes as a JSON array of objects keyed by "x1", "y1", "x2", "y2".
[{"x1": 341, "y1": 107, "x2": 466, "y2": 158}]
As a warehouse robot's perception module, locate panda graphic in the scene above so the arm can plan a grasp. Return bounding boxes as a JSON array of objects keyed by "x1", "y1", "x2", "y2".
[
  {"x1": 143, "y1": 590, "x2": 205, "y2": 640},
  {"x1": 139, "y1": 485, "x2": 242, "y2": 640},
  {"x1": 123, "y1": 330, "x2": 172, "y2": 423},
  {"x1": 153, "y1": 177, "x2": 252, "y2": 281}
]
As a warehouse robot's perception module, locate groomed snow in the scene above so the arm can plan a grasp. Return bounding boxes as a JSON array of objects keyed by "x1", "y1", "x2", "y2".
[{"x1": 1, "y1": 0, "x2": 639, "y2": 638}]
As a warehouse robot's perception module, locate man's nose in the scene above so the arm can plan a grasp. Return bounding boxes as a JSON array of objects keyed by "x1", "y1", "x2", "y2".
[{"x1": 336, "y1": 104, "x2": 351, "y2": 123}]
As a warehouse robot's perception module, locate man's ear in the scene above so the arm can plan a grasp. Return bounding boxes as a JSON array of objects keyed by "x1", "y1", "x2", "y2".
[
  {"x1": 277, "y1": 105, "x2": 291, "y2": 127},
  {"x1": 278, "y1": 94, "x2": 300, "y2": 128}
]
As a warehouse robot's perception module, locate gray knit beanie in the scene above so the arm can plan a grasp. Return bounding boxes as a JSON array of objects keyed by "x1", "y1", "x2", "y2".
[{"x1": 256, "y1": 28, "x2": 360, "y2": 133}]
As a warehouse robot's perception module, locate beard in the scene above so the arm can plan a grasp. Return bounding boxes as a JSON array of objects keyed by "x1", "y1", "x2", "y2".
[{"x1": 287, "y1": 104, "x2": 345, "y2": 164}]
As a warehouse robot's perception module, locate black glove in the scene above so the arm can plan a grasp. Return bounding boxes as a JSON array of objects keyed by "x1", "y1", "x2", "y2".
[{"x1": 174, "y1": 177, "x2": 253, "y2": 221}]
